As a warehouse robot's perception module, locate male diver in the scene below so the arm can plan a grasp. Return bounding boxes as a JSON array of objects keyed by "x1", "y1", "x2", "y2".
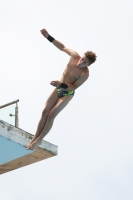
[{"x1": 26, "y1": 28, "x2": 97, "y2": 150}]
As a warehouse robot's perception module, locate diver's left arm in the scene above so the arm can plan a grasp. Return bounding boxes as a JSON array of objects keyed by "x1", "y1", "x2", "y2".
[{"x1": 50, "y1": 72, "x2": 89, "y2": 90}]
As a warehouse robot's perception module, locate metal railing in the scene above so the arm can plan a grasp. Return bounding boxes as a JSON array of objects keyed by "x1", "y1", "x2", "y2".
[{"x1": 0, "y1": 99, "x2": 19, "y2": 128}]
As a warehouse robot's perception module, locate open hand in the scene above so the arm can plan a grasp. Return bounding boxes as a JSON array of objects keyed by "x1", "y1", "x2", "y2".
[
  {"x1": 50, "y1": 80, "x2": 61, "y2": 87},
  {"x1": 40, "y1": 28, "x2": 49, "y2": 38}
]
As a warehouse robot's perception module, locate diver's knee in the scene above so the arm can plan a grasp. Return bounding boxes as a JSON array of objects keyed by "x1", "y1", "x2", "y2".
[
  {"x1": 48, "y1": 111, "x2": 57, "y2": 121},
  {"x1": 42, "y1": 107, "x2": 50, "y2": 117}
]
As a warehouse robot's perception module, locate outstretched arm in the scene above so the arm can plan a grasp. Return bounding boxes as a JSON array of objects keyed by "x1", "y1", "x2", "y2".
[{"x1": 40, "y1": 28, "x2": 80, "y2": 58}]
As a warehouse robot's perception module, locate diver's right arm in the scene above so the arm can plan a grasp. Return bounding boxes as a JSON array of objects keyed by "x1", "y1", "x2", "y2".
[{"x1": 40, "y1": 28, "x2": 80, "y2": 58}]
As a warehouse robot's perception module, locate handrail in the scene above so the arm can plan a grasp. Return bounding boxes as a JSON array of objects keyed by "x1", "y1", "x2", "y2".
[
  {"x1": 0, "y1": 100, "x2": 19, "y2": 109},
  {"x1": 0, "y1": 99, "x2": 19, "y2": 128}
]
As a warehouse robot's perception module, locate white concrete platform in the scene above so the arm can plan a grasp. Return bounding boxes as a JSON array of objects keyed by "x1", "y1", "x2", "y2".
[{"x1": 0, "y1": 120, "x2": 58, "y2": 175}]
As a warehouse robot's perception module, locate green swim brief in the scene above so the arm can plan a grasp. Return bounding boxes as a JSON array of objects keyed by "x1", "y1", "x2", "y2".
[{"x1": 56, "y1": 87, "x2": 75, "y2": 98}]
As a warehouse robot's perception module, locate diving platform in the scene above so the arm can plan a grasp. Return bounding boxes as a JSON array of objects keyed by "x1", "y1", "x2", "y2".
[{"x1": 0, "y1": 120, "x2": 58, "y2": 175}]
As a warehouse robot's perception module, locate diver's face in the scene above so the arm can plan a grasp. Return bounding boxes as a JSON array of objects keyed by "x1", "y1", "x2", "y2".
[{"x1": 77, "y1": 55, "x2": 90, "y2": 69}]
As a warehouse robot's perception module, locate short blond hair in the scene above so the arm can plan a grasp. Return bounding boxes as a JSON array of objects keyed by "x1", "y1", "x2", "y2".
[{"x1": 84, "y1": 51, "x2": 97, "y2": 64}]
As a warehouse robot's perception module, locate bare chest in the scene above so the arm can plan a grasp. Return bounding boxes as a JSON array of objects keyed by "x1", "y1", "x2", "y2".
[{"x1": 62, "y1": 63, "x2": 82, "y2": 83}]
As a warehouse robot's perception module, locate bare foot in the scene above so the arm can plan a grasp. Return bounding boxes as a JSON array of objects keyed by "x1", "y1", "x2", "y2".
[
  {"x1": 26, "y1": 137, "x2": 37, "y2": 149},
  {"x1": 26, "y1": 140, "x2": 42, "y2": 150},
  {"x1": 26, "y1": 142, "x2": 31, "y2": 149}
]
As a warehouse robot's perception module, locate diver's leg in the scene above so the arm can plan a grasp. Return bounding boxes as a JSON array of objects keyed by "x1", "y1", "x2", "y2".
[
  {"x1": 27, "y1": 95, "x2": 74, "y2": 149},
  {"x1": 26, "y1": 89, "x2": 59, "y2": 148}
]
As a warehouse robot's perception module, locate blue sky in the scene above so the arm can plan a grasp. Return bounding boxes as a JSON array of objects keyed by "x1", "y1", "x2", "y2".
[{"x1": 0, "y1": 0, "x2": 133, "y2": 199}]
